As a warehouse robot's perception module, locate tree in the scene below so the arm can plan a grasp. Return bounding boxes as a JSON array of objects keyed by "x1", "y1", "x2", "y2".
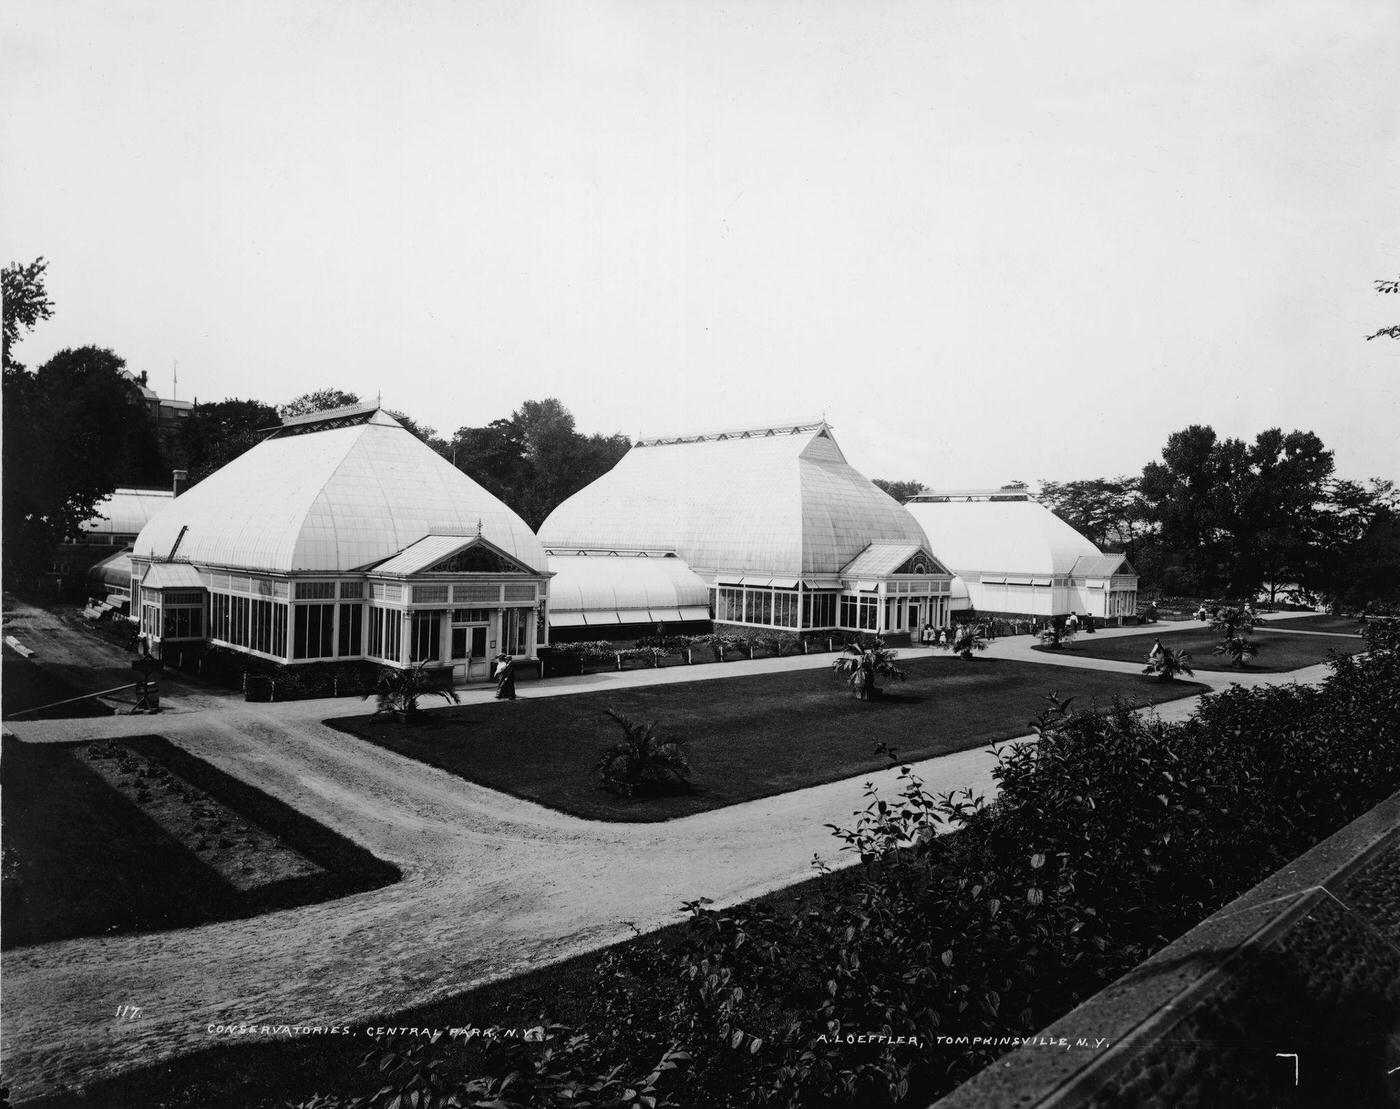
[
  {"x1": 1364, "y1": 275, "x2": 1399, "y2": 341},
  {"x1": 1209, "y1": 605, "x2": 1260, "y2": 667},
  {"x1": 450, "y1": 399, "x2": 630, "y2": 530},
  {"x1": 173, "y1": 398, "x2": 280, "y2": 484},
  {"x1": 871, "y1": 478, "x2": 924, "y2": 503},
  {"x1": 279, "y1": 388, "x2": 362, "y2": 417},
  {"x1": 3, "y1": 346, "x2": 166, "y2": 583},
  {"x1": 1138, "y1": 425, "x2": 1240, "y2": 594},
  {"x1": 385, "y1": 410, "x2": 451, "y2": 458},
  {"x1": 832, "y1": 639, "x2": 906, "y2": 700},
  {"x1": 1037, "y1": 477, "x2": 1147, "y2": 557},
  {"x1": 2, "y1": 256, "x2": 55, "y2": 370}
]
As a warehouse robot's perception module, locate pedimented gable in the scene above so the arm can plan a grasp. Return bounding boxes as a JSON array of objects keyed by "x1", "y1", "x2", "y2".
[{"x1": 424, "y1": 539, "x2": 532, "y2": 574}]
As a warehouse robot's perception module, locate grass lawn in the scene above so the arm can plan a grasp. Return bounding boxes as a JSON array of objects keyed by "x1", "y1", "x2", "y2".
[
  {"x1": 1037, "y1": 627, "x2": 1364, "y2": 673},
  {"x1": 1259, "y1": 613, "x2": 1366, "y2": 635},
  {"x1": 325, "y1": 657, "x2": 1207, "y2": 822},
  {"x1": 0, "y1": 736, "x2": 399, "y2": 949}
]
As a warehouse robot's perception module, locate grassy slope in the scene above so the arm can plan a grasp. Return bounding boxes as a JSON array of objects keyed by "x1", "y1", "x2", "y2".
[
  {"x1": 327, "y1": 656, "x2": 1206, "y2": 821},
  {"x1": 1037, "y1": 627, "x2": 1363, "y2": 673}
]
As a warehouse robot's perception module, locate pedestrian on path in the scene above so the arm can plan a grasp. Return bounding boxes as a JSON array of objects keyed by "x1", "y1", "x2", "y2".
[{"x1": 494, "y1": 654, "x2": 517, "y2": 701}]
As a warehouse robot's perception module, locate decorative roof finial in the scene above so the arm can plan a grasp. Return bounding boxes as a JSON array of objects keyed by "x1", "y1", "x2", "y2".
[{"x1": 476, "y1": 518, "x2": 483, "y2": 537}]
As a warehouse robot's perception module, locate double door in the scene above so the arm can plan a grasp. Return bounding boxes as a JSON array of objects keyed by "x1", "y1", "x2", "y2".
[{"x1": 450, "y1": 623, "x2": 489, "y2": 681}]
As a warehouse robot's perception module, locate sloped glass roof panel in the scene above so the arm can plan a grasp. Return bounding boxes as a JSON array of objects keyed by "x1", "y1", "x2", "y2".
[
  {"x1": 547, "y1": 554, "x2": 711, "y2": 615},
  {"x1": 540, "y1": 424, "x2": 931, "y2": 579},
  {"x1": 81, "y1": 488, "x2": 175, "y2": 537},
  {"x1": 134, "y1": 420, "x2": 545, "y2": 575},
  {"x1": 904, "y1": 499, "x2": 1103, "y2": 578}
]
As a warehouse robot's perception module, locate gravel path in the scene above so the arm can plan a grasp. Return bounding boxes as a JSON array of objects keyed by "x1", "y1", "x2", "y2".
[{"x1": 0, "y1": 611, "x2": 1337, "y2": 1102}]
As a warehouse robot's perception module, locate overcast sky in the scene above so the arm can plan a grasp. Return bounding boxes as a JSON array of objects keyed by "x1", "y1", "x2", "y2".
[{"x1": 4, "y1": 0, "x2": 1398, "y2": 488}]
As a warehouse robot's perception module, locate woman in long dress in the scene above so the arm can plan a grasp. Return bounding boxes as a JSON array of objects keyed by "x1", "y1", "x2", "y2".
[{"x1": 494, "y1": 654, "x2": 517, "y2": 701}]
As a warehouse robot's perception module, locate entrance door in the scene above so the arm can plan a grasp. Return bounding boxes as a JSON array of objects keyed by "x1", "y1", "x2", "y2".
[{"x1": 450, "y1": 624, "x2": 490, "y2": 680}]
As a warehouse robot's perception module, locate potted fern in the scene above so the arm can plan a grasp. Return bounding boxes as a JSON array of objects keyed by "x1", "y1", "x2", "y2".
[{"x1": 364, "y1": 661, "x2": 460, "y2": 723}]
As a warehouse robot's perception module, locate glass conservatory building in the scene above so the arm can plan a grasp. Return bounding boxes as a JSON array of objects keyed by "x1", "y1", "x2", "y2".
[
  {"x1": 903, "y1": 489, "x2": 1138, "y2": 621},
  {"x1": 538, "y1": 422, "x2": 954, "y2": 639},
  {"x1": 129, "y1": 407, "x2": 551, "y2": 680}
]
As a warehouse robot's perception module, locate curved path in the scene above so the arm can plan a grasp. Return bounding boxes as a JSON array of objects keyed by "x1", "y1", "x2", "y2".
[{"x1": 0, "y1": 615, "x2": 1337, "y2": 1102}]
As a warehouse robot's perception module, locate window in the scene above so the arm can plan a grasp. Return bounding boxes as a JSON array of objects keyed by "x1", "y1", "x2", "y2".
[
  {"x1": 716, "y1": 587, "x2": 744, "y2": 622},
  {"x1": 293, "y1": 603, "x2": 335, "y2": 659},
  {"x1": 838, "y1": 594, "x2": 877, "y2": 630},
  {"x1": 772, "y1": 590, "x2": 799, "y2": 628},
  {"x1": 503, "y1": 608, "x2": 528, "y2": 655},
  {"x1": 338, "y1": 603, "x2": 363, "y2": 656},
  {"x1": 409, "y1": 610, "x2": 442, "y2": 662},
  {"x1": 412, "y1": 584, "x2": 449, "y2": 604},
  {"x1": 452, "y1": 608, "x2": 493, "y2": 622},
  {"x1": 453, "y1": 583, "x2": 498, "y2": 604},
  {"x1": 744, "y1": 588, "x2": 772, "y2": 625},
  {"x1": 802, "y1": 591, "x2": 837, "y2": 629},
  {"x1": 368, "y1": 606, "x2": 402, "y2": 661},
  {"x1": 295, "y1": 581, "x2": 336, "y2": 600},
  {"x1": 339, "y1": 581, "x2": 363, "y2": 599},
  {"x1": 162, "y1": 605, "x2": 204, "y2": 639}
]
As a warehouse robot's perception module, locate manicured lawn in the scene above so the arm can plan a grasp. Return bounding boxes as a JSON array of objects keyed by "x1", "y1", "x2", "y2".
[
  {"x1": 1259, "y1": 613, "x2": 1365, "y2": 635},
  {"x1": 1037, "y1": 627, "x2": 1364, "y2": 673},
  {"x1": 0, "y1": 736, "x2": 399, "y2": 949},
  {"x1": 325, "y1": 657, "x2": 1207, "y2": 822}
]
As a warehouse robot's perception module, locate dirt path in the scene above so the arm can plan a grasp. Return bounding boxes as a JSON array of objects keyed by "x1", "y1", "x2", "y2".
[{"x1": 0, "y1": 611, "x2": 1335, "y2": 1103}]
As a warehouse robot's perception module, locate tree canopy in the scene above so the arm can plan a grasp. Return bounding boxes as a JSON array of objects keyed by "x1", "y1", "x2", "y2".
[
  {"x1": 1044, "y1": 424, "x2": 1395, "y2": 609},
  {"x1": 871, "y1": 478, "x2": 925, "y2": 503},
  {"x1": 3, "y1": 346, "x2": 166, "y2": 581},
  {"x1": 172, "y1": 398, "x2": 281, "y2": 485},
  {"x1": 278, "y1": 388, "x2": 363, "y2": 417},
  {"x1": 451, "y1": 398, "x2": 630, "y2": 530},
  {"x1": 2, "y1": 256, "x2": 55, "y2": 370}
]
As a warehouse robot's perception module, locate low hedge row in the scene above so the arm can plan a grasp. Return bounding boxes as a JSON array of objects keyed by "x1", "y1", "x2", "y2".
[{"x1": 294, "y1": 623, "x2": 1400, "y2": 1109}]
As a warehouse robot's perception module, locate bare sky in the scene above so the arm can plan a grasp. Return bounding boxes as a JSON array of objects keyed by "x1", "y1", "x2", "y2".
[{"x1": 4, "y1": 0, "x2": 1398, "y2": 488}]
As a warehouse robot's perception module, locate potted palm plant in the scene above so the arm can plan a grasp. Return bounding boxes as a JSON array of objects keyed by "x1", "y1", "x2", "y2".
[
  {"x1": 1143, "y1": 645, "x2": 1193, "y2": 682},
  {"x1": 596, "y1": 709, "x2": 692, "y2": 797},
  {"x1": 363, "y1": 661, "x2": 461, "y2": 723},
  {"x1": 831, "y1": 638, "x2": 905, "y2": 700}
]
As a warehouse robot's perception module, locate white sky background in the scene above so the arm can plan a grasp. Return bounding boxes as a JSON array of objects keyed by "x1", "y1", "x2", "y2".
[{"x1": 3, "y1": 0, "x2": 1398, "y2": 488}]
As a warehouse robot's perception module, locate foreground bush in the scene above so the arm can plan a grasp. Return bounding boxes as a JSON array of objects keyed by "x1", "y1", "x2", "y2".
[{"x1": 298, "y1": 623, "x2": 1400, "y2": 1109}]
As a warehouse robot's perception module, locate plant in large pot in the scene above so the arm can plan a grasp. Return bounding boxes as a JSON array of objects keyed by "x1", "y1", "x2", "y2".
[
  {"x1": 951, "y1": 624, "x2": 988, "y2": 660},
  {"x1": 364, "y1": 661, "x2": 461, "y2": 723},
  {"x1": 595, "y1": 709, "x2": 692, "y2": 797},
  {"x1": 1143, "y1": 645, "x2": 1193, "y2": 682},
  {"x1": 831, "y1": 638, "x2": 905, "y2": 700}
]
